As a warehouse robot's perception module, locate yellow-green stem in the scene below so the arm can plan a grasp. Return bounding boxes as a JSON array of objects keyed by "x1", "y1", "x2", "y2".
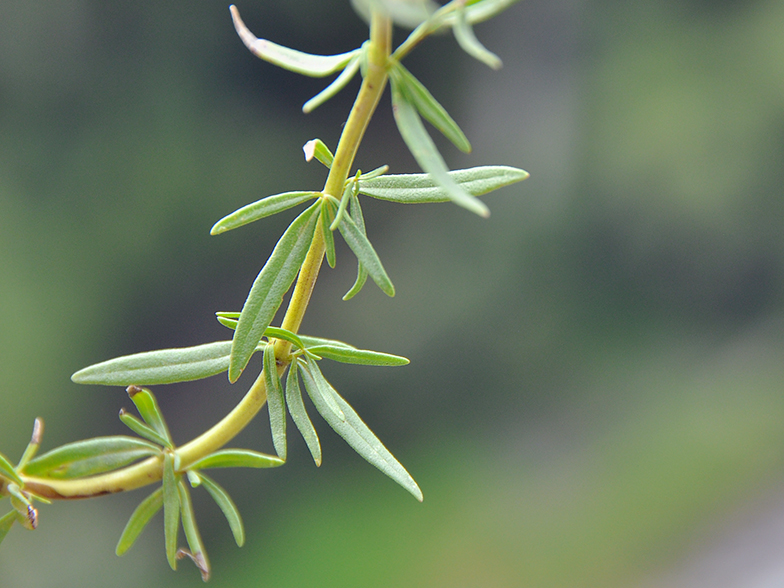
[{"x1": 21, "y1": 13, "x2": 393, "y2": 501}]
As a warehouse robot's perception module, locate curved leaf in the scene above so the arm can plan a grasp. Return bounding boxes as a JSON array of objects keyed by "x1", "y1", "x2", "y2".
[
  {"x1": 194, "y1": 472, "x2": 245, "y2": 547},
  {"x1": 391, "y1": 80, "x2": 489, "y2": 217},
  {"x1": 321, "y1": 198, "x2": 337, "y2": 269},
  {"x1": 358, "y1": 165, "x2": 529, "y2": 204},
  {"x1": 127, "y1": 386, "x2": 172, "y2": 447},
  {"x1": 188, "y1": 449, "x2": 284, "y2": 470},
  {"x1": 22, "y1": 436, "x2": 160, "y2": 479},
  {"x1": 231, "y1": 5, "x2": 359, "y2": 77},
  {"x1": 229, "y1": 201, "x2": 321, "y2": 382},
  {"x1": 211, "y1": 192, "x2": 317, "y2": 235},
  {"x1": 389, "y1": 63, "x2": 471, "y2": 153},
  {"x1": 119, "y1": 410, "x2": 171, "y2": 448},
  {"x1": 163, "y1": 451, "x2": 180, "y2": 570},
  {"x1": 453, "y1": 3, "x2": 502, "y2": 69},
  {"x1": 299, "y1": 358, "x2": 422, "y2": 501},
  {"x1": 116, "y1": 487, "x2": 163, "y2": 556},
  {"x1": 177, "y1": 480, "x2": 210, "y2": 582},
  {"x1": 343, "y1": 192, "x2": 369, "y2": 300},
  {"x1": 285, "y1": 361, "x2": 321, "y2": 466},
  {"x1": 337, "y1": 212, "x2": 395, "y2": 297},
  {"x1": 303, "y1": 53, "x2": 362, "y2": 113},
  {"x1": 71, "y1": 341, "x2": 238, "y2": 386},
  {"x1": 16, "y1": 418, "x2": 43, "y2": 471}
]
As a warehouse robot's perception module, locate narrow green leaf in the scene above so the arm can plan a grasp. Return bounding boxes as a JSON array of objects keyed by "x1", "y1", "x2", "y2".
[
  {"x1": 194, "y1": 472, "x2": 245, "y2": 547},
  {"x1": 162, "y1": 451, "x2": 180, "y2": 571},
  {"x1": 188, "y1": 449, "x2": 284, "y2": 470},
  {"x1": 329, "y1": 178, "x2": 354, "y2": 232},
  {"x1": 231, "y1": 5, "x2": 359, "y2": 77},
  {"x1": 453, "y1": 3, "x2": 502, "y2": 69},
  {"x1": 305, "y1": 344, "x2": 410, "y2": 367},
  {"x1": 337, "y1": 212, "x2": 395, "y2": 297},
  {"x1": 302, "y1": 139, "x2": 334, "y2": 168},
  {"x1": 285, "y1": 361, "x2": 321, "y2": 466},
  {"x1": 119, "y1": 410, "x2": 171, "y2": 448},
  {"x1": 0, "y1": 452, "x2": 22, "y2": 486},
  {"x1": 177, "y1": 480, "x2": 210, "y2": 582},
  {"x1": 303, "y1": 53, "x2": 361, "y2": 113},
  {"x1": 116, "y1": 487, "x2": 164, "y2": 556},
  {"x1": 264, "y1": 342, "x2": 287, "y2": 461},
  {"x1": 391, "y1": 82, "x2": 490, "y2": 217},
  {"x1": 390, "y1": 63, "x2": 471, "y2": 153},
  {"x1": 358, "y1": 165, "x2": 529, "y2": 204},
  {"x1": 343, "y1": 192, "x2": 369, "y2": 300},
  {"x1": 229, "y1": 201, "x2": 320, "y2": 382},
  {"x1": 22, "y1": 436, "x2": 160, "y2": 479},
  {"x1": 214, "y1": 318, "x2": 320, "y2": 358},
  {"x1": 358, "y1": 165, "x2": 389, "y2": 181},
  {"x1": 16, "y1": 418, "x2": 43, "y2": 471},
  {"x1": 298, "y1": 358, "x2": 345, "y2": 422},
  {"x1": 320, "y1": 199, "x2": 337, "y2": 269},
  {"x1": 71, "y1": 341, "x2": 238, "y2": 386},
  {"x1": 0, "y1": 511, "x2": 15, "y2": 546},
  {"x1": 210, "y1": 192, "x2": 317, "y2": 236},
  {"x1": 301, "y1": 360, "x2": 423, "y2": 501},
  {"x1": 127, "y1": 387, "x2": 172, "y2": 447}
]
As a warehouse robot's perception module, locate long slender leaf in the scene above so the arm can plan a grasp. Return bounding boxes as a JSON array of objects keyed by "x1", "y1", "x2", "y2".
[
  {"x1": 195, "y1": 472, "x2": 245, "y2": 547},
  {"x1": 337, "y1": 212, "x2": 395, "y2": 297},
  {"x1": 285, "y1": 361, "x2": 321, "y2": 466},
  {"x1": 453, "y1": 3, "x2": 502, "y2": 69},
  {"x1": 303, "y1": 53, "x2": 361, "y2": 113},
  {"x1": 300, "y1": 359, "x2": 423, "y2": 501},
  {"x1": 320, "y1": 199, "x2": 337, "y2": 269},
  {"x1": 264, "y1": 342, "x2": 287, "y2": 461},
  {"x1": 178, "y1": 480, "x2": 210, "y2": 582},
  {"x1": 298, "y1": 359, "x2": 345, "y2": 422},
  {"x1": 229, "y1": 200, "x2": 320, "y2": 382},
  {"x1": 304, "y1": 344, "x2": 410, "y2": 367},
  {"x1": 71, "y1": 341, "x2": 238, "y2": 386},
  {"x1": 358, "y1": 165, "x2": 528, "y2": 203},
  {"x1": 211, "y1": 192, "x2": 317, "y2": 235},
  {"x1": 231, "y1": 6, "x2": 358, "y2": 77},
  {"x1": 119, "y1": 410, "x2": 171, "y2": 448},
  {"x1": 22, "y1": 436, "x2": 160, "y2": 479},
  {"x1": 390, "y1": 63, "x2": 471, "y2": 153},
  {"x1": 391, "y1": 82, "x2": 490, "y2": 217},
  {"x1": 0, "y1": 511, "x2": 15, "y2": 546},
  {"x1": 127, "y1": 386, "x2": 172, "y2": 447},
  {"x1": 343, "y1": 192, "x2": 369, "y2": 300},
  {"x1": 188, "y1": 449, "x2": 284, "y2": 470},
  {"x1": 163, "y1": 451, "x2": 180, "y2": 570},
  {"x1": 0, "y1": 452, "x2": 22, "y2": 486},
  {"x1": 116, "y1": 487, "x2": 164, "y2": 556},
  {"x1": 16, "y1": 418, "x2": 43, "y2": 471}
]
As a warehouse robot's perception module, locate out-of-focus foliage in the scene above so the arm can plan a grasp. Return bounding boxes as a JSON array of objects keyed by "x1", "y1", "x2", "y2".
[{"x1": 2, "y1": 0, "x2": 784, "y2": 586}]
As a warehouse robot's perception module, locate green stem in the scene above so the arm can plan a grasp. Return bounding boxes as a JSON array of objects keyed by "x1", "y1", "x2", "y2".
[{"x1": 21, "y1": 12, "x2": 393, "y2": 501}]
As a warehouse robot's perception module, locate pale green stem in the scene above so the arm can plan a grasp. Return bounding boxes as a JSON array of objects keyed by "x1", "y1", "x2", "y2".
[{"x1": 21, "y1": 13, "x2": 393, "y2": 501}]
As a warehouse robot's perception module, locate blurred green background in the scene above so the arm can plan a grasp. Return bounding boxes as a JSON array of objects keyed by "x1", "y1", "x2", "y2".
[{"x1": 2, "y1": 1, "x2": 784, "y2": 586}]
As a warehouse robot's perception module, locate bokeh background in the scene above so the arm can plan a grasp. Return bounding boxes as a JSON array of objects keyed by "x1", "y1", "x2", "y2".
[{"x1": 2, "y1": 1, "x2": 784, "y2": 586}]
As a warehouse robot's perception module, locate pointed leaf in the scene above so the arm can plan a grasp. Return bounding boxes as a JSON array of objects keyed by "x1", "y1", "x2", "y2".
[
  {"x1": 119, "y1": 410, "x2": 171, "y2": 448},
  {"x1": 22, "y1": 436, "x2": 160, "y2": 479},
  {"x1": 0, "y1": 451, "x2": 22, "y2": 486},
  {"x1": 321, "y1": 199, "x2": 337, "y2": 269},
  {"x1": 230, "y1": 201, "x2": 320, "y2": 382},
  {"x1": 72, "y1": 341, "x2": 240, "y2": 386},
  {"x1": 304, "y1": 344, "x2": 410, "y2": 367},
  {"x1": 194, "y1": 472, "x2": 245, "y2": 547},
  {"x1": 264, "y1": 342, "x2": 287, "y2": 461},
  {"x1": 211, "y1": 191, "x2": 317, "y2": 236},
  {"x1": 127, "y1": 386, "x2": 172, "y2": 447},
  {"x1": 303, "y1": 139, "x2": 334, "y2": 168},
  {"x1": 358, "y1": 165, "x2": 528, "y2": 204},
  {"x1": 116, "y1": 487, "x2": 164, "y2": 556},
  {"x1": 390, "y1": 63, "x2": 471, "y2": 153},
  {"x1": 337, "y1": 212, "x2": 395, "y2": 297},
  {"x1": 300, "y1": 359, "x2": 423, "y2": 501},
  {"x1": 303, "y1": 53, "x2": 361, "y2": 113},
  {"x1": 188, "y1": 449, "x2": 284, "y2": 470},
  {"x1": 16, "y1": 418, "x2": 43, "y2": 471},
  {"x1": 231, "y1": 6, "x2": 359, "y2": 77},
  {"x1": 285, "y1": 360, "x2": 321, "y2": 466},
  {"x1": 343, "y1": 192, "x2": 369, "y2": 300},
  {"x1": 453, "y1": 3, "x2": 502, "y2": 69},
  {"x1": 177, "y1": 480, "x2": 210, "y2": 582},
  {"x1": 162, "y1": 451, "x2": 180, "y2": 570},
  {"x1": 391, "y1": 82, "x2": 490, "y2": 217},
  {"x1": 0, "y1": 511, "x2": 15, "y2": 546}
]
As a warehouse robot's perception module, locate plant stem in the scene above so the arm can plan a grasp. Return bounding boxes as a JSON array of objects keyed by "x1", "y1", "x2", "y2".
[{"x1": 21, "y1": 12, "x2": 394, "y2": 501}]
